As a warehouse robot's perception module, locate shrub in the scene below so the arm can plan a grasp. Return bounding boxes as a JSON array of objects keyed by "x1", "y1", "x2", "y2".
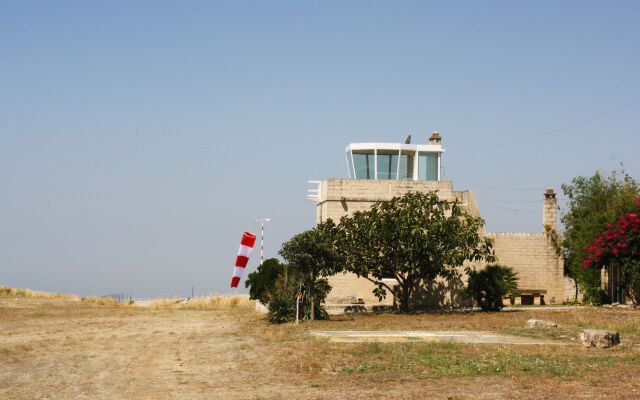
[
  {"x1": 279, "y1": 220, "x2": 343, "y2": 320},
  {"x1": 576, "y1": 269, "x2": 608, "y2": 305},
  {"x1": 245, "y1": 257, "x2": 331, "y2": 323},
  {"x1": 245, "y1": 258, "x2": 286, "y2": 304},
  {"x1": 561, "y1": 170, "x2": 639, "y2": 303},
  {"x1": 464, "y1": 265, "x2": 518, "y2": 311},
  {"x1": 267, "y1": 295, "x2": 297, "y2": 324},
  {"x1": 582, "y1": 198, "x2": 640, "y2": 304}
]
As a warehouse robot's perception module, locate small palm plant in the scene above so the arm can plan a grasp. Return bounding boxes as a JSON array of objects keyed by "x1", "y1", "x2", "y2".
[
  {"x1": 463, "y1": 265, "x2": 519, "y2": 311},
  {"x1": 267, "y1": 295, "x2": 297, "y2": 324}
]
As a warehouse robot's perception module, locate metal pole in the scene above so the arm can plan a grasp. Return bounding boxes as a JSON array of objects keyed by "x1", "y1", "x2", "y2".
[{"x1": 254, "y1": 218, "x2": 270, "y2": 266}]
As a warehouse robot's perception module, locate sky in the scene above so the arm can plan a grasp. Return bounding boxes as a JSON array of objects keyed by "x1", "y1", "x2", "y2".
[{"x1": 1, "y1": 1, "x2": 639, "y2": 298}]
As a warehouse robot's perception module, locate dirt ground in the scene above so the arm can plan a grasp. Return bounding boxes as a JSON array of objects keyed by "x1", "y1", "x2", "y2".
[{"x1": 2, "y1": 298, "x2": 640, "y2": 400}]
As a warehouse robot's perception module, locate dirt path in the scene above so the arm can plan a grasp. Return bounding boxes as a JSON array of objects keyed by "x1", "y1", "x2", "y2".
[
  {"x1": 0, "y1": 299, "x2": 277, "y2": 400},
  {"x1": 2, "y1": 298, "x2": 640, "y2": 399}
]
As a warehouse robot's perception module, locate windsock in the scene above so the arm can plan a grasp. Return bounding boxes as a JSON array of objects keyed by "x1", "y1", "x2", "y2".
[{"x1": 231, "y1": 232, "x2": 256, "y2": 288}]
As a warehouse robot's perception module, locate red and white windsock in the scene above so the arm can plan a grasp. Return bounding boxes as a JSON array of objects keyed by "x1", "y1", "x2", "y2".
[{"x1": 230, "y1": 232, "x2": 257, "y2": 288}]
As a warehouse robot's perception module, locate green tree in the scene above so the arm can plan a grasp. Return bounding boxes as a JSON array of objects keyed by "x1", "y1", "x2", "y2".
[
  {"x1": 561, "y1": 169, "x2": 639, "y2": 304},
  {"x1": 463, "y1": 265, "x2": 518, "y2": 311},
  {"x1": 279, "y1": 219, "x2": 343, "y2": 321},
  {"x1": 337, "y1": 191, "x2": 495, "y2": 313},
  {"x1": 245, "y1": 258, "x2": 294, "y2": 305}
]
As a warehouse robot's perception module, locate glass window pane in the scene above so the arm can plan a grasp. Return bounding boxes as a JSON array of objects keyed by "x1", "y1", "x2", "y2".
[
  {"x1": 399, "y1": 152, "x2": 414, "y2": 179},
  {"x1": 419, "y1": 153, "x2": 427, "y2": 180},
  {"x1": 377, "y1": 151, "x2": 398, "y2": 180},
  {"x1": 353, "y1": 151, "x2": 374, "y2": 179},
  {"x1": 418, "y1": 152, "x2": 438, "y2": 181},
  {"x1": 346, "y1": 152, "x2": 354, "y2": 178},
  {"x1": 427, "y1": 153, "x2": 438, "y2": 180},
  {"x1": 368, "y1": 154, "x2": 375, "y2": 178}
]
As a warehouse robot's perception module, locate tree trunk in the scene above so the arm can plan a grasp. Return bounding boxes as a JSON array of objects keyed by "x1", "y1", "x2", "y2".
[
  {"x1": 310, "y1": 297, "x2": 315, "y2": 321},
  {"x1": 309, "y1": 273, "x2": 315, "y2": 321},
  {"x1": 628, "y1": 281, "x2": 640, "y2": 305},
  {"x1": 400, "y1": 280, "x2": 412, "y2": 313}
]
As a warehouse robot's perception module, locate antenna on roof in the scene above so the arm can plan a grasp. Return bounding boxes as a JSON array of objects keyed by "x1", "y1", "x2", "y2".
[{"x1": 404, "y1": 134, "x2": 412, "y2": 144}]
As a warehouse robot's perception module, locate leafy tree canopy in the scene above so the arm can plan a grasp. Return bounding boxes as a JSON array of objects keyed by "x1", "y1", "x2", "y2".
[
  {"x1": 245, "y1": 258, "x2": 291, "y2": 305},
  {"x1": 561, "y1": 169, "x2": 639, "y2": 304},
  {"x1": 337, "y1": 191, "x2": 495, "y2": 312},
  {"x1": 279, "y1": 219, "x2": 343, "y2": 320},
  {"x1": 583, "y1": 198, "x2": 640, "y2": 304}
]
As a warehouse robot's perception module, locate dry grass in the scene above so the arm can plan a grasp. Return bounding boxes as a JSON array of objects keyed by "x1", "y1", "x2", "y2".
[
  {"x1": 1, "y1": 286, "x2": 133, "y2": 308},
  {"x1": 0, "y1": 285, "x2": 254, "y2": 310},
  {"x1": 79, "y1": 296, "x2": 133, "y2": 307},
  {"x1": 3, "y1": 298, "x2": 640, "y2": 399},
  {"x1": 149, "y1": 295, "x2": 254, "y2": 310},
  {"x1": 0, "y1": 285, "x2": 80, "y2": 301},
  {"x1": 243, "y1": 307, "x2": 640, "y2": 392},
  {"x1": 3, "y1": 295, "x2": 640, "y2": 399}
]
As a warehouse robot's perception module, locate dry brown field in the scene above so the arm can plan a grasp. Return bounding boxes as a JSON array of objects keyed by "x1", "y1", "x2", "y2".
[{"x1": 1, "y1": 296, "x2": 640, "y2": 400}]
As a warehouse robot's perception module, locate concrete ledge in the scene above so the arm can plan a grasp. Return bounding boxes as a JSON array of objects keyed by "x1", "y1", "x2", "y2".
[{"x1": 311, "y1": 330, "x2": 569, "y2": 345}]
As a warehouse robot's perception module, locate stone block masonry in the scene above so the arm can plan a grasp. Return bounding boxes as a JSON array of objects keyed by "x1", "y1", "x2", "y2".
[
  {"x1": 486, "y1": 232, "x2": 564, "y2": 304},
  {"x1": 317, "y1": 179, "x2": 566, "y2": 308},
  {"x1": 316, "y1": 179, "x2": 480, "y2": 224}
]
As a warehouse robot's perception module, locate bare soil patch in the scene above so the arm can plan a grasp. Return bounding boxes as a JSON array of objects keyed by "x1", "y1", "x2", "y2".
[{"x1": 2, "y1": 298, "x2": 640, "y2": 399}]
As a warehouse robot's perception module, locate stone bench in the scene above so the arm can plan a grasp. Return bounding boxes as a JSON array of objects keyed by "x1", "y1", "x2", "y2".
[{"x1": 508, "y1": 289, "x2": 548, "y2": 306}]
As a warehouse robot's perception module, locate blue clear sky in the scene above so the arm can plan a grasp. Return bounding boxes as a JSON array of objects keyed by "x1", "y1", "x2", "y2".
[{"x1": 1, "y1": 1, "x2": 639, "y2": 298}]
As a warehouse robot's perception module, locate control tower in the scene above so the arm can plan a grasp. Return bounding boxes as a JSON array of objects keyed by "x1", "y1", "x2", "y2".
[
  {"x1": 306, "y1": 131, "x2": 567, "y2": 312},
  {"x1": 309, "y1": 132, "x2": 480, "y2": 225},
  {"x1": 308, "y1": 132, "x2": 482, "y2": 308},
  {"x1": 345, "y1": 132, "x2": 444, "y2": 181}
]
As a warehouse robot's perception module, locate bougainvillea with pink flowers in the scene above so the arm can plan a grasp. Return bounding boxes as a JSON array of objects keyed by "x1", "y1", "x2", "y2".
[{"x1": 582, "y1": 197, "x2": 640, "y2": 303}]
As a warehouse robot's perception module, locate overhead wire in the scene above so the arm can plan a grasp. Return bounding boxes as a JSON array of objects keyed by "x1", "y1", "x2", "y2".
[
  {"x1": 458, "y1": 98, "x2": 640, "y2": 154},
  {"x1": 455, "y1": 179, "x2": 545, "y2": 191},
  {"x1": 476, "y1": 198, "x2": 541, "y2": 204},
  {"x1": 479, "y1": 203, "x2": 540, "y2": 214}
]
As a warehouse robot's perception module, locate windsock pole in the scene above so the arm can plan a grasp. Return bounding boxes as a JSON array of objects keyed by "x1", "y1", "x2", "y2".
[
  {"x1": 254, "y1": 218, "x2": 271, "y2": 266},
  {"x1": 231, "y1": 232, "x2": 256, "y2": 288}
]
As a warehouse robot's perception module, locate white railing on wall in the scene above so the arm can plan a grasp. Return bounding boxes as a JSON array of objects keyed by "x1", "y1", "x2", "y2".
[{"x1": 307, "y1": 180, "x2": 322, "y2": 202}]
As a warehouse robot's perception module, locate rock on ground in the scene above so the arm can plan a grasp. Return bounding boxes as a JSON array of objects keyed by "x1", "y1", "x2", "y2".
[
  {"x1": 580, "y1": 329, "x2": 620, "y2": 348},
  {"x1": 526, "y1": 319, "x2": 558, "y2": 328}
]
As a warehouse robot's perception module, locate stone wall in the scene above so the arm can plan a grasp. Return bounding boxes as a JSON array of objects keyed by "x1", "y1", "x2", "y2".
[
  {"x1": 317, "y1": 178, "x2": 568, "y2": 308},
  {"x1": 485, "y1": 232, "x2": 564, "y2": 304},
  {"x1": 316, "y1": 179, "x2": 480, "y2": 224},
  {"x1": 326, "y1": 273, "x2": 395, "y2": 305}
]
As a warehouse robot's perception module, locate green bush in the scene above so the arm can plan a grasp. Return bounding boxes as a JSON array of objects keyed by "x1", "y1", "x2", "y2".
[
  {"x1": 245, "y1": 257, "x2": 331, "y2": 323},
  {"x1": 578, "y1": 269, "x2": 608, "y2": 305},
  {"x1": 267, "y1": 295, "x2": 297, "y2": 324},
  {"x1": 245, "y1": 258, "x2": 289, "y2": 304},
  {"x1": 464, "y1": 265, "x2": 518, "y2": 311}
]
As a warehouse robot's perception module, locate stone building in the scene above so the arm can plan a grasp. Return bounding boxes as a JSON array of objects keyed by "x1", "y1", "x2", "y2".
[{"x1": 308, "y1": 132, "x2": 572, "y2": 312}]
